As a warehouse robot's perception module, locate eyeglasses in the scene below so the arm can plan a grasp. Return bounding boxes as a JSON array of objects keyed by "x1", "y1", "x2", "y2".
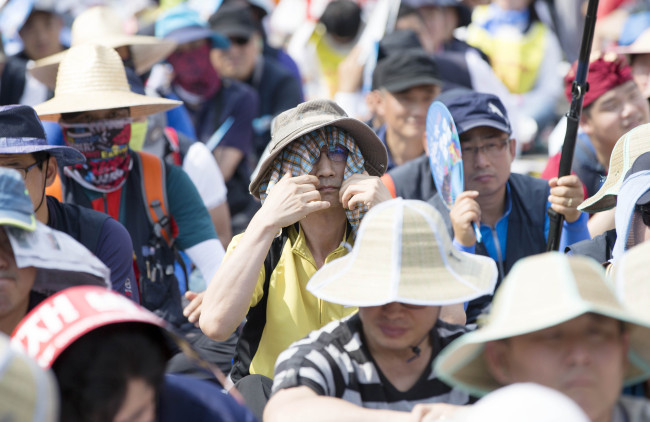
[
  {"x1": 10, "y1": 159, "x2": 44, "y2": 179},
  {"x1": 229, "y1": 36, "x2": 251, "y2": 46},
  {"x1": 460, "y1": 137, "x2": 510, "y2": 160},
  {"x1": 636, "y1": 204, "x2": 650, "y2": 226},
  {"x1": 316, "y1": 145, "x2": 349, "y2": 163}
]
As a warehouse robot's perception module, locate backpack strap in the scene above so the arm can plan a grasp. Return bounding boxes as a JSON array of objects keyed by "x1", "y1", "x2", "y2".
[
  {"x1": 163, "y1": 127, "x2": 183, "y2": 166},
  {"x1": 135, "y1": 151, "x2": 173, "y2": 245},
  {"x1": 380, "y1": 173, "x2": 397, "y2": 198}
]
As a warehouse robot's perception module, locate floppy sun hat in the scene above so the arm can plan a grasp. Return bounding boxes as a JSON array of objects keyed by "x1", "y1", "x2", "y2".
[
  {"x1": 306, "y1": 198, "x2": 498, "y2": 307},
  {"x1": 249, "y1": 99, "x2": 388, "y2": 198},
  {"x1": 29, "y1": 6, "x2": 178, "y2": 89},
  {"x1": 0, "y1": 167, "x2": 37, "y2": 231},
  {"x1": 611, "y1": 241, "x2": 650, "y2": 322},
  {"x1": 434, "y1": 252, "x2": 650, "y2": 397},
  {"x1": 34, "y1": 44, "x2": 181, "y2": 121},
  {"x1": 579, "y1": 123, "x2": 650, "y2": 213},
  {"x1": 0, "y1": 104, "x2": 84, "y2": 166}
]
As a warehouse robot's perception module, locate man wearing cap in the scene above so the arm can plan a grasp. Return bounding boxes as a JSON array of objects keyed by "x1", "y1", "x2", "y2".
[
  {"x1": 264, "y1": 198, "x2": 497, "y2": 422},
  {"x1": 200, "y1": 99, "x2": 392, "y2": 416},
  {"x1": 447, "y1": 92, "x2": 589, "y2": 323},
  {"x1": 0, "y1": 2, "x2": 65, "y2": 106},
  {"x1": 0, "y1": 104, "x2": 138, "y2": 302},
  {"x1": 542, "y1": 54, "x2": 650, "y2": 215},
  {"x1": 0, "y1": 167, "x2": 111, "y2": 335},
  {"x1": 209, "y1": 0, "x2": 303, "y2": 162},
  {"x1": 155, "y1": 5, "x2": 261, "y2": 234},
  {"x1": 373, "y1": 49, "x2": 442, "y2": 171},
  {"x1": 434, "y1": 252, "x2": 650, "y2": 422}
]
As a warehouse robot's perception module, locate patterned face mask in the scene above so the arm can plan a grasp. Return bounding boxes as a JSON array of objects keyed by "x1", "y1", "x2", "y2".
[
  {"x1": 259, "y1": 126, "x2": 367, "y2": 237},
  {"x1": 60, "y1": 117, "x2": 133, "y2": 193}
]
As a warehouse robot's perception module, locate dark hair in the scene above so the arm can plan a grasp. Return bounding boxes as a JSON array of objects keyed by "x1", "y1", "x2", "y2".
[
  {"x1": 52, "y1": 323, "x2": 169, "y2": 422},
  {"x1": 31, "y1": 151, "x2": 50, "y2": 169},
  {"x1": 318, "y1": 0, "x2": 361, "y2": 40}
]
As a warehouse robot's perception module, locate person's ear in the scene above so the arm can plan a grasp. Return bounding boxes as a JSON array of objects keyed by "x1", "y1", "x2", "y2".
[
  {"x1": 483, "y1": 341, "x2": 512, "y2": 385},
  {"x1": 44, "y1": 156, "x2": 58, "y2": 187},
  {"x1": 508, "y1": 137, "x2": 517, "y2": 158},
  {"x1": 580, "y1": 113, "x2": 594, "y2": 136},
  {"x1": 375, "y1": 90, "x2": 386, "y2": 118}
]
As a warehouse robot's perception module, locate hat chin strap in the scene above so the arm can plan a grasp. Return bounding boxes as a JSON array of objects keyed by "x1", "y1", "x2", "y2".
[{"x1": 406, "y1": 333, "x2": 430, "y2": 363}]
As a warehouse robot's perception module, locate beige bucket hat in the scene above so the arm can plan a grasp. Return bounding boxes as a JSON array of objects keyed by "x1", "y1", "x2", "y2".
[
  {"x1": 29, "y1": 6, "x2": 177, "y2": 89},
  {"x1": 306, "y1": 198, "x2": 498, "y2": 306},
  {"x1": 249, "y1": 99, "x2": 388, "y2": 199},
  {"x1": 579, "y1": 123, "x2": 650, "y2": 213},
  {"x1": 434, "y1": 252, "x2": 650, "y2": 398},
  {"x1": 34, "y1": 44, "x2": 181, "y2": 121},
  {"x1": 611, "y1": 241, "x2": 650, "y2": 321}
]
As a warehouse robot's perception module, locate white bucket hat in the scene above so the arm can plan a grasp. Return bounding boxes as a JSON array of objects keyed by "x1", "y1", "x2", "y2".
[
  {"x1": 29, "y1": 6, "x2": 177, "y2": 89},
  {"x1": 434, "y1": 252, "x2": 650, "y2": 397},
  {"x1": 611, "y1": 241, "x2": 650, "y2": 322},
  {"x1": 34, "y1": 43, "x2": 181, "y2": 121},
  {"x1": 579, "y1": 123, "x2": 650, "y2": 213},
  {"x1": 306, "y1": 198, "x2": 498, "y2": 307}
]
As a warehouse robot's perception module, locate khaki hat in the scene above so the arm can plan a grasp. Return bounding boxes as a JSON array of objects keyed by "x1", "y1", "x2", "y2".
[
  {"x1": 306, "y1": 198, "x2": 498, "y2": 306},
  {"x1": 611, "y1": 241, "x2": 650, "y2": 321},
  {"x1": 434, "y1": 252, "x2": 650, "y2": 397},
  {"x1": 29, "y1": 6, "x2": 178, "y2": 89},
  {"x1": 579, "y1": 123, "x2": 650, "y2": 213},
  {"x1": 616, "y1": 28, "x2": 650, "y2": 56},
  {"x1": 34, "y1": 44, "x2": 181, "y2": 121},
  {"x1": 0, "y1": 333, "x2": 59, "y2": 422},
  {"x1": 249, "y1": 99, "x2": 388, "y2": 199}
]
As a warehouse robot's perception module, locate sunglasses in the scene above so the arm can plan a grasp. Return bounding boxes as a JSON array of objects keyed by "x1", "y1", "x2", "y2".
[
  {"x1": 636, "y1": 204, "x2": 650, "y2": 226},
  {"x1": 229, "y1": 36, "x2": 251, "y2": 46}
]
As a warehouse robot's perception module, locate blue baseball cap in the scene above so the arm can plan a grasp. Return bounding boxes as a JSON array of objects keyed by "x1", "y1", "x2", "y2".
[
  {"x1": 155, "y1": 4, "x2": 229, "y2": 49},
  {"x1": 442, "y1": 92, "x2": 512, "y2": 137},
  {"x1": 0, "y1": 167, "x2": 36, "y2": 231},
  {"x1": 0, "y1": 105, "x2": 84, "y2": 166}
]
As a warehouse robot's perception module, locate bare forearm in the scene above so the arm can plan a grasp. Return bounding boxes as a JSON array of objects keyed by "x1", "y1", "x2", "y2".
[{"x1": 199, "y1": 215, "x2": 277, "y2": 340}]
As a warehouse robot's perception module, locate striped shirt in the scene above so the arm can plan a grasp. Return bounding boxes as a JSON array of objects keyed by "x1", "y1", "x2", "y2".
[{"x1": 272, "y1": 314, "x2": 471, "y2": 410}]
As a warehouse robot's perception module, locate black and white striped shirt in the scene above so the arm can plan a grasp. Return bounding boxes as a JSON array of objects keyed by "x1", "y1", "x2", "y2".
[{"x1": 272, "y1": 313, "x2": 471, "y2": 410}]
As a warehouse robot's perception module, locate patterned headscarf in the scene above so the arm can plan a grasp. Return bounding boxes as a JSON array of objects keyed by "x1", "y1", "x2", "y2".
[{"x1": 259, "y1": 126, "x2": 366, "y2": 237}]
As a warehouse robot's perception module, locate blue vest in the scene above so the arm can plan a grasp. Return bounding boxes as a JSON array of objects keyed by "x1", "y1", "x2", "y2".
[{"x1": 467, "y1": 173, "x2": 549, "y2": 322}]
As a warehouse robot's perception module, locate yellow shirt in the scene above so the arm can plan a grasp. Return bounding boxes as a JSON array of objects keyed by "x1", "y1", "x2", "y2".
[{"x1": 226, "y1": 224, "x2": 357, "y2": 379}]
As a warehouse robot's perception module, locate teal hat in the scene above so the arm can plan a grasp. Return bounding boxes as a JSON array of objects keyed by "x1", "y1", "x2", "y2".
[
  {"x1": 155, "y1": 4, "x2": 229, "y2": 49},
  {"x1": 0, "y1": 167, "x2": 36, "y2": 232}
]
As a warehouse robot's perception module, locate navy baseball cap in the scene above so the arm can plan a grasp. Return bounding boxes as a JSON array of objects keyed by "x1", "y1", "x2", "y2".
[
  {"x1": 373, "y1": 49, "x2": 441, "y2": 92},
  {"x1": 442, "y1": 92, "x2": 512, "y2": 137}
]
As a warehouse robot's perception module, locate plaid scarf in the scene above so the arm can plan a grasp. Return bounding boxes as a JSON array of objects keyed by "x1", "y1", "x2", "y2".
[{"x1": 259, "y1": 126, "x2": 366, "y2": 237}]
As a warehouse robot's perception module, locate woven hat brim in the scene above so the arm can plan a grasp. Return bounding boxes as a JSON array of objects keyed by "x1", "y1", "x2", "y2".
[
  {"x1": 250, "y1": 116, "x2": 388, "y2": 198},
  {"x1": 34, "y1": 91, "x2": 181, "y2": 121},
  {"x1": 307, "y1": 249, "x2": 497, "y2": 307},
  {"x1": 434, "y1": 302, "x2": 650, "y2": 398},
  {"x1": 29, "y1": 37, "x2": 177, "y2": 89}
]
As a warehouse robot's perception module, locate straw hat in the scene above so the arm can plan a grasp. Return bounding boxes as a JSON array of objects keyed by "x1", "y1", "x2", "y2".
[
  {"x1": 34, "y1": 44, "x2": 181, "y2": 121},
  {"x1": 0, "y1": 333, "x2": 59, "y2": 422},
  {"x1": 29, "y1": 6, "x2": 178, "y2": 89},
  {"x1": 434, "y1": 252, "x2": 650, "y2": 397},
  {"x1": 579, "y1": 123, "x2": 650, "y2": 213},
  {"x1": 306, "y1": 198, "x2": 498, "y2": 306},
  {"x1": 611, "y1": 241, "x2": 650, "y2": 321},
  {"x1": 249, "y1": 99, "x2": 388, "y2": 199}
]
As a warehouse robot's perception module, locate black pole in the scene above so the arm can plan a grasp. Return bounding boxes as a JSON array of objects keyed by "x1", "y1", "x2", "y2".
[{"x1": 546, "y1": 0, "x2": 599, "y2": 252}]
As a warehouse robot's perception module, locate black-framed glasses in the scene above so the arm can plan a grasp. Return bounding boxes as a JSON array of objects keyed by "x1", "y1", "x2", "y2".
[
  {"x1": 11, "y1": 159, "x2": 44, "y2": 179},
  {"x1": 636, "y1": 204, "x2": 650, "y2": 226},
  {"x1": 460, "y1": 137, "x2": 510, "y2": 160}
]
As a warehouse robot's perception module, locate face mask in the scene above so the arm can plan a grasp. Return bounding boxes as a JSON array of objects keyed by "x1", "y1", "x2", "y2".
[
  {"x1": 167, "y1": 43, "x2": 221, "y2": 98},
  {"x1": 60, "y1": 117, "x2": 133, "y2": 193},
  {"x1": 129, "y1": 120, "x2": 148, "y2": 152}
]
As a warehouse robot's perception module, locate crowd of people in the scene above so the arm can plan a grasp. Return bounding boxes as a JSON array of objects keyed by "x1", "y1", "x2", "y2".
[{"x1": 2, "y1": 0, "x2": 650, "y2": 421}]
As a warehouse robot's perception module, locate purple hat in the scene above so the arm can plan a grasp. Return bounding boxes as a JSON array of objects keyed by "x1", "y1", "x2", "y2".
[{"x1": 0, "y1": 105, "x2": 85, "y2": 166}]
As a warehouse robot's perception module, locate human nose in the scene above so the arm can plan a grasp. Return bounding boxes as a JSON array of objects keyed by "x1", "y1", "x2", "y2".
[
  {"x1": 471, "y1": 146, "x2": 491, "y2": 168},
  {"x1": 314, "y1": 151, "x2": 336, "y2": 177},
  {"x1": 564, "y1": 337, "x2": 592, "y2": 366}
]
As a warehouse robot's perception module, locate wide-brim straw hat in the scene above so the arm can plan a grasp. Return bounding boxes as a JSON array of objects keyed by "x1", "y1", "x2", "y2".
[
  {"x1": 34, "y1": 44, "x2": 181, "y2": 121},
  {"x1": 29, "y1": 6, "x2": 177, "y2": 89},
  {"x1": 611, "y1": 241, "x2": 650, "y2": 321},
  {"x1": 249, "y1": 99, "x2": 388, "y2": 199},
  {"x1": 434, "y1": 252, "x2": 650, "y2": 398},
  {"x1": 579, "y1": 123, "x2": 650, "y2": 213},
  {"x1": 306, "y1": 198, "x2": 498, "y2": 306}
]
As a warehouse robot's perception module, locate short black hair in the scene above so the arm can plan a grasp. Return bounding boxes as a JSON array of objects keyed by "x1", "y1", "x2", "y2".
[
  {"x1": 52, "y1": 323, "x2": 169, "y2": 422},
  {"x1": 318, "y1": 0, "x2": 361, "y2": 40},
  {"x1": 31, "y1": 151, "x2": 50, "y2": 169}
]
